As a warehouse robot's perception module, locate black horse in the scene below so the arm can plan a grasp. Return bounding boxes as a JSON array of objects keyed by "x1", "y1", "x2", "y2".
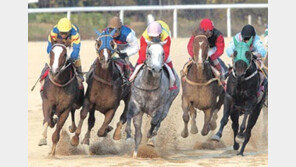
[{"x1": 211, "y1": 37, "x2": 267, "y2": 156}]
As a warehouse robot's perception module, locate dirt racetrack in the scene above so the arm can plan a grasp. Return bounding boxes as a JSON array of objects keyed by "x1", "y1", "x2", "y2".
[{"x1": 28, "y1": 38, "x2": 268, "y2": 167}]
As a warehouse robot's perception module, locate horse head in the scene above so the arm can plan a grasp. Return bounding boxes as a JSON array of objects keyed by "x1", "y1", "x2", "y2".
[
  {"x1": 95, "y1": 29, "x2": 117, "y2": 69},
  {"x1": 192, "y1": 32, "x2": 209, "y2": 69},
  {"x1": 49, "y1": 43, "x2": 68, "y2": 76},
  {"x1": 145, "y1": 39, "x2": 166, "y2": 75},
  {"x1": 232, "y1": 36, "x2": 253, "y2": 80}
]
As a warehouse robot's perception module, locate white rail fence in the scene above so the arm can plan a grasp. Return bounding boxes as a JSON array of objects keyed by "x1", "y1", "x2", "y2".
[{"x1": 28, "y1": 4, "x2": 268, "y2": 38}]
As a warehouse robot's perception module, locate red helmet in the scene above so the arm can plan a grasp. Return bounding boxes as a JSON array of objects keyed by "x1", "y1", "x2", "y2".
[{"x1": 199, "y1": 18, "x2": 214, "y2": 31}]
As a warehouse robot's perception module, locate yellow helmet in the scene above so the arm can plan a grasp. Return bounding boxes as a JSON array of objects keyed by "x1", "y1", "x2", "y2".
[{"x1": 57, "y1": 18, "x2": 72, "y2": 32}]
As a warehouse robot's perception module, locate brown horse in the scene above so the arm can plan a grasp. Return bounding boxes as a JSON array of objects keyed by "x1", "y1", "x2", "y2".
[
  {"x1": 38, "y1": 43, "x2": 84, "y2": 156},
  {"x1": 71, "y1": 30, "x2": 131, "y2": 146},
  {"x1": 180, "y1": 33, "x2": 225, "y2": 138}
]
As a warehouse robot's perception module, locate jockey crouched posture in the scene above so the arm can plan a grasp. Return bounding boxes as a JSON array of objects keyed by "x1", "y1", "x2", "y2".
[
  {"x1": 39, "y1": 17, "x2": 83, "y2": 90},
  {"x1": 87, "y1": 17, "x2": 139, "y2": 86},
  {"x1": 130, "y1": 20, "x2": 177, "y2": 90},
  {"x1": 187, "y1": 18, "x2": 227, "y2": 87},
  {"x1": 226, "y1": 24, "x2": 267, "y2": 98}
]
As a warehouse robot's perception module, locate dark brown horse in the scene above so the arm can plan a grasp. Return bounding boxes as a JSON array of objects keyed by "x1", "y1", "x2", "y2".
[
  {"x1": 71, "y1": 30, "x2": 131, "y2": 146},
  {"x1": 38, "y1": 43, "x2": 84, "y2": 156},
  {"x1": 180, "y1": 33, "x2": 225, "y2": 138}
]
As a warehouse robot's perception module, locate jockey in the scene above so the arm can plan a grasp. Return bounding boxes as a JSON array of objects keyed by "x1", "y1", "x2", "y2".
[
  {"x1": 133, "y1": 20, "x2": 177, "y2": 90},
  {"x1": 105, "y1": 16, "x2": 139, "y2": 85},
  {"x1": 264, "y1": 24, "x2": 268, "y2": 47},
  {"x1": 187, "y1": 18, "x2": 226, "y2": 85},
  {"x1": 226, "y1": 24, "x2": 267, "y2": 98},
  {"x1": 40, "y1": 17, "x2": 83, "y2": 89},
  {"x1": 226, "y1": 24, "x2": 267, "y2": 66}
]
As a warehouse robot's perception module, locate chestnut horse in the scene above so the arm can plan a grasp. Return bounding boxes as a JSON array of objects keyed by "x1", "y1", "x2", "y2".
[
  {"x1": 180, "y1": 32, "x2": 225, "y2": 138},
  {"x1": 71, "y1": 29, "x2": 131, "y2": 146},
  {"x1": 38, "y1": 43, "x2": 84, "y2": 156}
]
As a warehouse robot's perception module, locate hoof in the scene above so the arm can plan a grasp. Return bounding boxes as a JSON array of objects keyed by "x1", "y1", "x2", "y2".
[
  {"x1": 106, "y1": 126, "x2": 113, "y2": 133},
  {"x1": 237, "y1": 152, "x2": 244, "y2": 156},
  {"x1": 133, "y1": 151, "x2": 138, "y2": 158},
  {"x1": 147, "y1": 138, "x2": 155, "y2": 147},
  {"x1": 97, "y1": 130, "x2": 107, "y2": 137},
  {"x1": 190, "y1": 125, "x2": 198, "y2": 134},
  {"x1": 38, "y1": 138, "x2": 47, "y2": 146},
  {"x1": 235, "y1": 136, "x2": 244, "y2": 144},
  {"x1": 81, "y1": 137, "x2": 90, "y2": 145},
  {"x1": 233, "y1": 143, "x2": 240, "y2": 150},
  {"x1": 68, "y1": 125, "x2": 77, "y2": 133},
  {"x1": 211, "y1": 134, "x2": 221, "y2": 142},
  {"x1": 181, "y1": 129, "x2": 189, "y2": 138},
  {"x1": 71, "y1": 135, "x2": 79, "y2": 147},
  {"x1": 201, "y1": 129, "x2": 209, "y2": 136}
]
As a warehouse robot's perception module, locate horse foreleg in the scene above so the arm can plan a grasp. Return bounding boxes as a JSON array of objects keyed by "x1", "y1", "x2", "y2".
[
  {"x1": 49, "y1": 109, "x2": 70, "y2": 156},
  {"x1": 82, "y1": 108, "x2": 95, "y2": 145},
  {"x1": 211, "y1": 95, "x2": 232, "y2": 141},
  {"x1": 147, "y1": 108, "x2": 162, "y2": 139},
  {"x1": 238, "y1": 107, "x2": 261, "y2": 156},
  {"x1": 201, "y1": 108, "x2": 213, "y2": 136},
  {"x1": 237, "y1": 112, "x2": 249, "y2": 141},
  {"x1": 97, "y1": 109, "x2": 115, "y2": 137},
  {"x1": 230, "y1": 111, "x2": 240, "y2": 150},
  {"x1": 133, "y1": 112, "x2": 143, "y2": 158},
  {"x1": 114, "y1": 98, "x2": 129, "y2": 140},
  {"x1": 189, "y1": 106, "x2": 198, "y2": 134},
  {"x1": 71, "y1": 101, "x2": 90, "y2": 147},
  {"x1": 181, "y1": 97, "x2": 190, "y2": 138},
  {"x1": 68, "y1": 108, "x2": 77, "y2": 133},
  {"x1": 210, "y1": 92, "x2": 225, "y2": 131},
  {"x1": 39, "y1": 102, "x2": 51, "y2": 146}
]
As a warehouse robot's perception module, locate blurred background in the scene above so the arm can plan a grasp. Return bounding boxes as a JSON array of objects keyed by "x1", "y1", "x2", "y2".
[{"x1": 28, "y1": 0, "x2": 268, "y2": 41}]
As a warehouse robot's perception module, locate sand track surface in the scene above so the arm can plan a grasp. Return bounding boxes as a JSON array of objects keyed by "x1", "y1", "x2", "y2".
[{"x1": 28, "y1": 38, "x2": 268, "y2": 167}]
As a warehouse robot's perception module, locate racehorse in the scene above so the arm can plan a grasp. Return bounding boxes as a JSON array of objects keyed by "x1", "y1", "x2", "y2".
[
  {"x1": 38, "y1": 43, "x2": 84, "y2": 156},
  {"x1": 211, "y1": 37, "x2": 267, "y2": 156},
  {"x1": 180, "y1": 32, "x2": 225, "y2": 138},
  {"x1": 70, "y1": 29, "x2": 131, "y2": 146},
  {"x1": 125, "y1": 40, "x2": 180, "y2": 158}
]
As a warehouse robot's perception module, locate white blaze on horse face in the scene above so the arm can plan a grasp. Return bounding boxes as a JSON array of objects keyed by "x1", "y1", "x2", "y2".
[
  {"x1": 198, "y1": 41, "x2": 204, "y2": 64},
  {"x1": 103, "y1": 48, "x2": 109, "y2": 62},
  {"x1": 52, "y1": 46, "x2": 64, "y2": 74},
  {"x1": 149, "y1": 44, "x2": 164, "y2": 71}
]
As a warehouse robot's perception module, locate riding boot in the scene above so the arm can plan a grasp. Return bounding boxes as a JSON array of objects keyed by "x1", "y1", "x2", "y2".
[
  {"x1": 119, "y1": 65, "x2": 130, "y2": 87},
  {"x1": 73, "y1": 59, "x2": 84, "y2": 89},
  {"x1": 214, "y1": 63, "x2": 226, "y2": 91}
]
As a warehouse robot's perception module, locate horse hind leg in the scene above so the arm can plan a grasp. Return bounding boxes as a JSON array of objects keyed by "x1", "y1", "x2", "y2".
[
  {"x1": 97, "y1": 109, "x2": 115, "y2": 137},
  {"x1": 68, "y1": 109, "x2": 77, "y2": 133},
  {"x1": 82, "y1": 108, "x2": 95, "y2": 145},
  {"x1": 189, "y1": 106, "x2": 198, "y2": 134},
  {"x1": 133, "y1": 112, "x2": 143, "y2": 158},
  {"x1": 49, "y1": 109, "x2": 70, "y2": 156},
  {"x1": 181, "y1": 97, "x2": 190, "y2": 138},
  {"x1": 39, "y1": 103, "x2": 53, "y2": 146}
]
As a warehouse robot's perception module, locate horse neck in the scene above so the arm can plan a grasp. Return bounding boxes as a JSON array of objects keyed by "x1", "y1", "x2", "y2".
[
  {"x1": 188, "y1": 63, "x2": 213, "y2": 82},
  {"x1": 141, "y1": 66, "x2": 161, "y2": 87},
  {"x1": 55, "y1": 65, "x2": 73, "y2": 84},
  {"x1": 94, "y1": 59, "x2": 113, "y2": 81}
]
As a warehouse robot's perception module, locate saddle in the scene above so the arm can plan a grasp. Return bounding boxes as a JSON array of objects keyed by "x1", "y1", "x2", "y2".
[{"x1": 114, "y1": 58, "x2": 134, "y2": 78}]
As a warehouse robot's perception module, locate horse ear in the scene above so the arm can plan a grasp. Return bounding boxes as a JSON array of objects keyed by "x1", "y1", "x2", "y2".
[
  {"x1": 247, "y1": 36, "x2": 253, "y2": 47},
  {"x1": 160, "y1": 40, "x2": 167, "y2": 46},
  {"x1": 94, "y1": 29, "x2": 101, "y2": 37},
  {"x1": 233, "y1": 37, "x2": 238, "y2": 47},
  {"x1": 110, "y1": 28, "x2": 117, "y2": 37}
]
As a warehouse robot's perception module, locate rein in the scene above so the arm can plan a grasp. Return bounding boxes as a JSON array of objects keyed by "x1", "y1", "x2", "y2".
[
  {"x1": 48, "y1": 64, "x2": 76, "y2": 87},
  {"x1": 232, "y1": 61, "x2": 258, "y2": 81},
  {"x1": 93, "y1": 73, "x2": 114, "y2": 86}
]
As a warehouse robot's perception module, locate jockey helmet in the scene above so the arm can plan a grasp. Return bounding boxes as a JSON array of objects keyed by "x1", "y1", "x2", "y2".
[
  {"x1": 147, "y1": 21, "x2": 162, "y2": 37},
  {"x1": 108, "y1": 17, "x2": 122, "y2": 29},
  {"x1": 57, "y1": 18, "x2": 72, "y2": 32},
  {"x1": 199, "y1": 18, "x2": 214, "y2": 31},
  {"x1": 241, "y1": 24, "x2": 256, "y2": 40}
]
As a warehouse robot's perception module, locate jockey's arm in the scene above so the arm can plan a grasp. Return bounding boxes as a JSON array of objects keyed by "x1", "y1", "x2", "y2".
[
  {"x1": 210, "y1": 35, "x2": 225, "y2": 60},
  {"x1": 137, "y1": 36, "x2": 148, "y2": 64},
  {"x1": 226, "y1": 33, "x2": 239, "y2": 57},
  {"x1": 70, "y1": 33, "x2": 81, "y2": 60},
  {"x1": 163, "y1": 36, "x2": 171, "y2": 62},
  {"x1": 187, "y1": 36, "x2": 195, "y2": 58},
  {"x1": 253, "y1": 36, "x2": 266, "y2": 58},
  {"x1": 120, "y1": 30, "x2": 139, "y2": 57},
  {"x1": 46, "y1": 29, "x2": 58, "y2": 54}
]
